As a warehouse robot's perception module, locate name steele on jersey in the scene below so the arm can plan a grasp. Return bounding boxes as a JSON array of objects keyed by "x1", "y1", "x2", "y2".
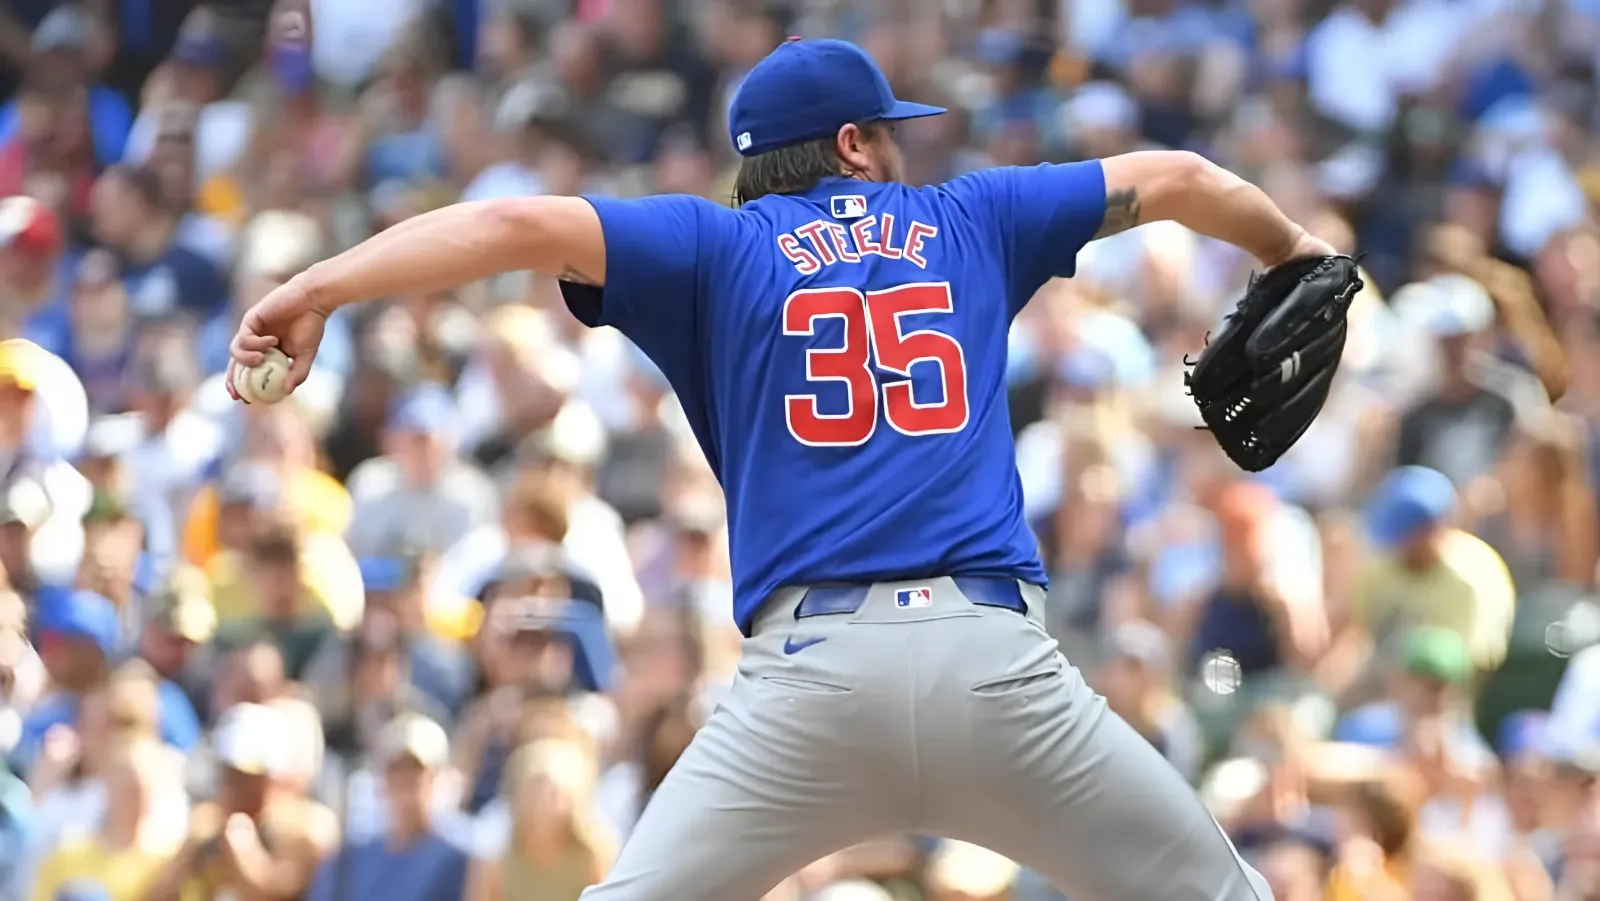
[{"x1": 775, "y1": 214, "x2": 941, "y2": 275}]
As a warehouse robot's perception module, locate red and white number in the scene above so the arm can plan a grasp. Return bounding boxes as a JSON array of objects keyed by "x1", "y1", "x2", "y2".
[
  {"x1": 783, "y1": 287, "x2": 878, "y2": 446},
  {"x1": 782, "y1": 282, "x2": 970, "y2": 446}
]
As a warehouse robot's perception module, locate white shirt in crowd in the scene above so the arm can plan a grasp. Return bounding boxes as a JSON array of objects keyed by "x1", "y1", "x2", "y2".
[
  {"x1": 1305, "y1": 0, "x2": 1474, "y2": 132},
  {"x1": 309, "y1": 0, "x2": 426, "y2": 88},
  {"x1": 429, "y1": 495, "x2": 644, "y2": 635},
  {"x1": 124, "y1": 101, "x2": 254, "y2": 183}
]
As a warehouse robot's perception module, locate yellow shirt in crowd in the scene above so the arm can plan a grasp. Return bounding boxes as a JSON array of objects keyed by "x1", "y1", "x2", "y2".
[
  {"x1": 1355, "y1": 528, "x2": 1516, "y2": 671},
  {"x1": 206, "y1": 531, "x2": 366, "y2": 631},
  {"x1": 31, "y1": 837, "x2": 169, "y2": 901},
  {"x1": 1324, "y1": 859, "x2": 1408, "y2": 901},
  {"x1": 182, "y1": 467, "x2": 352, "y2": 569}
]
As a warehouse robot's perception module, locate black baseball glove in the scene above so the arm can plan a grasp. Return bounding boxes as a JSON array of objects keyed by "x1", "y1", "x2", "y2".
[{"x1": 1184, "y1": 254, "x2": 1364, "y2": 472}]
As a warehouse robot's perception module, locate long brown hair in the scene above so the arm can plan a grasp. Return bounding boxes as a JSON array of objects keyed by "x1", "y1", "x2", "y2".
[
  {"x1": 1508, "y1": 411, "x2": 1598, "y2": 581},
  {"x1": 504, "y1": 739, "x2": 614, "y2": 871},
  {"x1": 731, "y1": 121, "x2": 883, "y2": 205}
]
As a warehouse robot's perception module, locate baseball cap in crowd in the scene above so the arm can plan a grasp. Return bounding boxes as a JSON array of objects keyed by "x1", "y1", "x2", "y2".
[
  {"x1": 520, "y1": 401, "x2": 608, "y2": 469},
  {"x1": 358, "y1": 556, "x2": 414, "y2": 594},
  {"x1": 0, "y1": 339, "x2": 47, "y2": 393},
  {"x1": 0, "y1": 196, "x2": 63, "y2": 259},
  {"x1": 1107, "y1": 619, "x2": 1169, "y2": 669},
  {"x1": 1403, "y1": 626, "x2": 1473, "y2": 685},
  {"x1": 493, "y1": 79, "x2": 573, "y2": 134},
  {"x1": 30, "y1": 5, "x2": 90, "y2": 53},
  {"x1": 83, "y1": 484, "x2": 138, "y2": 526},
  {"x1": 387, "y1": 383, "x2": 457, "y2": 435},
  {"x1": 1056, "y1": 345, "x2": 1117, "y2": 393},
  {"x1": 236, "y1": 211, "x2": 322, "y2": 281},
  {"x1": 212, "y1": 702, "x2": 291, "y2": 776},
  {"x1": 218, "y1": 464, "x2": 282, "y2": 510},
  {"x1": 1365, "y1": 466, "x2": 1457, "y2": 549},
  {"x1": 668, "y1": 492, "x2": 726, "y2": 537},
  {"x1": 127, "y1": 350, "x2": 200, "y2": 400},
  {"x1": 1063, "y1": 81, "x2": 1139, "y2": 136},
  {"x1": 33, "y1": 588, "x2": 119, "y2": 657},
  {"x1": 1544, "y1": 730, "x2": 1600, "y2": 776},
  {"x1": 0, "y1": 476, "x2": 51, "y2": 532},
  {"x1": 377, "y1": 713, "x2": 450, "y2": 769},
  {"x1": 1496, "y1": 709, "x2": 1549, "y2": 760},
  {"x1": 1426, "y1": 274, "x2": 1495, "y2": 338},
  {"x1": 727, "y1": 38, "x2": 945, "y2": 157},
  {"x1": 169, "y1": 14, "x2": 225, "y2": 71},
  {"x1": 150, "y1": 566, "x2": 217, "y2": 644},
  {"x1": 1330, "y1": 703, "x2": 1403, "y2": 747},
  {"x1": 975, "y1": 28, "x2": 1027, "y2": 66}
]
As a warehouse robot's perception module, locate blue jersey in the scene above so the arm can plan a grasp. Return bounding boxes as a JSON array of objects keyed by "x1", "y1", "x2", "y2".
[{"x1": 567, "y1": 163, "x2": 1110, "y2": 632}]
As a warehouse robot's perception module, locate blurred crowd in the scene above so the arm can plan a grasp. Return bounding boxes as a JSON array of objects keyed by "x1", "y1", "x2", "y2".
[{"x1": 0, "y1": 0, "x2": 1598, "y2": 900}]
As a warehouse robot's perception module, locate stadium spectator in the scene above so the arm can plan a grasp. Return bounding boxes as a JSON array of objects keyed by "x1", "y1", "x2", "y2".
[
  {"x1": 0, "y1": 195, "x2": 66, "y2": 343},
  {"x1": 210, "y1": 518, "x2": 342, "y2": 679},
  {"x1": 146, "y1": 702, "x2": 337, "y2": 901},
  {"x1": 13, "y1": 588, "x2": 117, "y2": 775},
  {"x1": 1329, "y1": 466, "x2": 1515, "y2": 702},
  {"x1": 89, "y1": 164, "x2": 227, "y2": 320},
  {"x1": 28, "y1": 737, "x2": 185, "y2": 901},
  {"x1": 308, "y1": 713, "x2": 469, "y2": 901},
  {"x1": 58, "y1": 248, "x2": 133, "y2": 415},
  {"x1": 124, "y1": 8, "x2": 254, "y2": 186},
  {"x1": 463, "y1": 738, "x2": 610, "y2": 901},
  {"x1": 142, "y1": 100, "x2": 231, "y2": 267},
  {"x1": 1095, "y1": 619, "x2": 1204, "y2": 781},
  {"x1": 133, "y1": 566, "x2": 215, "y2": 719},
  {"x1": 344, "y1": 382, "x2": 499, "y2": 559}
]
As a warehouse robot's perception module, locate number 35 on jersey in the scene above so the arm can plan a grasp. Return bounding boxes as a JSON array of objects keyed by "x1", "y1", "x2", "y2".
[{"x1": 782, "y1": 281, "x2": 970, "y2": 447}]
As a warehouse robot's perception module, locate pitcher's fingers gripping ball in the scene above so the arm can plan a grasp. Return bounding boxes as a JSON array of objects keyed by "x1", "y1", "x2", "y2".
[
  {"x1": 233, "y1": 347, "x2": 294, "y2": 404},
  {"x1": 1185, "y1": 254, "x2": 1364, "y2": 471}
]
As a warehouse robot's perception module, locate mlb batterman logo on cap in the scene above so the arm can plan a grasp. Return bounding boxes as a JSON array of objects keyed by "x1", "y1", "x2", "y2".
[{"x1": 728, "y1": 38, "x2": 946, "y2": 157}]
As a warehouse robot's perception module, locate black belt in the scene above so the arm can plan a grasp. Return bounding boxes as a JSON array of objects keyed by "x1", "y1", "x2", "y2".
[{"x1": 793, "y1": 576, "x2": 1030, "y2": 619}]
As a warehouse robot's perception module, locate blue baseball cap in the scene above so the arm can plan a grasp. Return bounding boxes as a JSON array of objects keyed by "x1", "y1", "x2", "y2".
[
  {"x1": 1497, "y1": 709, "x2": 1549, "y2": 759},
  {"x1": 358, "y1": 557, "x2": 410, "y2": 593},
  {"x1": 1330, "y1": 703, "x2": 1403, "y2": 748},
  {"x1": 1056, "y1": 345, "x2": 1117, "y2": 392},
  {"x1": 34, "y1": 588, "x2": 119, "y2": 657},
  {"x1": 387, "y1": 384, "x2": 456, "y2": 434},
  {"x1": 1365, "y1": 466, "x2": 1457, "y2": 549},
  {"x1": 170, "y1": 31, "x2": 225, "y2": 70},
  {"x1": 728, "y1": 38, "x2": 946, "y2": 157}
]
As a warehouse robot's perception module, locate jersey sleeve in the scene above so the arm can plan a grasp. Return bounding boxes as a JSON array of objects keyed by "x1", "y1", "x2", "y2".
[
  {"x1": 562, "y1": 194, "x2": 724, "y2": 346},
  {"x1": 943, "y1": 161, "x2": 1108, "y2": 314}
]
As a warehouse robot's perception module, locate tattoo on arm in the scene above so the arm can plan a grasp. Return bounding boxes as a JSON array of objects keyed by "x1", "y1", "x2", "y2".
[
  {"x1": 557, "y1": 265, "x2": 601, "y2": 286},
  {"x1": 1093, "y1": 187, "x2": 1143, "y2": 239}
]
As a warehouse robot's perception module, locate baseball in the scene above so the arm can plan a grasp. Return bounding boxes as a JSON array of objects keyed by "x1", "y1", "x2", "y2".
[{"x1": 235, "y1": 348, "x2": 293, "y2": 404}]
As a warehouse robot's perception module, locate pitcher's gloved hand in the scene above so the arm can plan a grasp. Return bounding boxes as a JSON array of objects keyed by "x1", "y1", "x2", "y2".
[{"x1": 1184, "y1": 254, "x2": 1364, "y2": 472}]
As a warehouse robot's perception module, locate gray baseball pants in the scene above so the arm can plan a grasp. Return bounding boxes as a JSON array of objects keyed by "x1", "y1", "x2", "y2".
[{"x1": 581, "y1": 577, "x2": 1272, "y2": 901}]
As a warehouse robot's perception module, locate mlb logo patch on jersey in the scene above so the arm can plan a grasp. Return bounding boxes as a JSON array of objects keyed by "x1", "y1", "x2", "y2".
[
  {"x1": 895, "y1": 587, "x2": 933, "y2": 609},
  {"x1": 830, "y1": 195, "x2": 868, "y2": 219}
]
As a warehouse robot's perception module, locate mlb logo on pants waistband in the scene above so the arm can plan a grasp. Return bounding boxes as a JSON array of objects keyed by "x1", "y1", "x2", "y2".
[{"x1": 896, "y1": 587, "x2": 933, "y2": 609}]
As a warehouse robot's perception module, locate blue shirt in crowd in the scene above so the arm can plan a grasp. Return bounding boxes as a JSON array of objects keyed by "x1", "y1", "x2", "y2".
[
  {"x1": 0, "y1": 85, "x2": 133, "y2": 167},
  {"x1": 307, "y1": 833, "x2": 469, "y2": 901},
  {"x1": 11, "y1": 680, "x2": 201, "y2": 776},
  {"x1": 119, "y1": 247, "x2": 230, "y2": 320}
]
